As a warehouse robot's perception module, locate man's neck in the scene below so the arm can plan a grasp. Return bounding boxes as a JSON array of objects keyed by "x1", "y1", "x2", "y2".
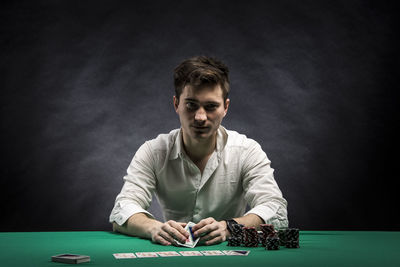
[{"x1": 182, "y1": 131, "x2": 217, "y2": 163}]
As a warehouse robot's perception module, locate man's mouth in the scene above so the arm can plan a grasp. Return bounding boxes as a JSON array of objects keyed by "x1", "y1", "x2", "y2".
[{"x1": 192, "y1": 125, "x2": 209, "y2": 131}]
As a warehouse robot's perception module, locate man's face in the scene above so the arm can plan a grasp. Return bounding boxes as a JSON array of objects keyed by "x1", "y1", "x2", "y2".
[{"x1": 174, "y1": 84, "x2": 229, "y2": 142}]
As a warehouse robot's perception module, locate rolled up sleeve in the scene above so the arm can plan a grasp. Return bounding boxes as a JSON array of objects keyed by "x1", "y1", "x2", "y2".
[
  {"x1": 109, "y1": 142, "x2": 156, "y2": 226},
  {"x1": 241, "y1": 141, "x2": 289, "y2": 229}
]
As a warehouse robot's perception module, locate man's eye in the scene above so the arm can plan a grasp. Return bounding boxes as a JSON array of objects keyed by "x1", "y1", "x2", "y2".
[
  {"x1": 205, "y1": 104, "x2": 218, "y2": 111},
  {"x1": 186, "y1": 102, "x2": 198, "y2": 110}
]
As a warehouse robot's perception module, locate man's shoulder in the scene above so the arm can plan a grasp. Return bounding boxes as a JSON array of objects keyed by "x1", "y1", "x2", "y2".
[
  {"x1": 224, "y1": 127, "x2": 259, "y2": 149},
  {"x1": 145, "y1": 128, "x2": 180, "y2": 151}
]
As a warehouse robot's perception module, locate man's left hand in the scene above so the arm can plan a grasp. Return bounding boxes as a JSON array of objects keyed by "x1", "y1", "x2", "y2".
[{"x1": 191, "y1": 217, "x2": 228, "y2": 245}]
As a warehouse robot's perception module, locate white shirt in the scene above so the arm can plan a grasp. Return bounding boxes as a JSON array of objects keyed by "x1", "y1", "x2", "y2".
[{"x1": 109, "y1": 126, "x2": 288, "y2": 229}]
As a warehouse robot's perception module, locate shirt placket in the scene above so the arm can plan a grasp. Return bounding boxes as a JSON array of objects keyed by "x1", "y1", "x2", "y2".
[
  {"x1": 179, "y1": 153, "x2": 202, "y2": 222},
  {"x1": 192, "y1": 152, "x2": 221, "y2": 222}
]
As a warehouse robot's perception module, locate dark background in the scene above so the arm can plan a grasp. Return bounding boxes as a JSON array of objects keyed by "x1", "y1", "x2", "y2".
[{"x1": 1, "y1": 0, "x2": 398, "y2": 231}]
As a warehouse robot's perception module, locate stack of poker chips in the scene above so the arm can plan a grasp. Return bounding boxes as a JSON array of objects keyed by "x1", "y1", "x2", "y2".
[
  {"x1": 265, "y1": 236, "x2": 280, "y2": 250},
  {"x1": 227, "y1": 236, "x2": 241, "y2": 246},
  {"x1": 227, "y1": 224, "x2": 244, "y2": 246},
  {"x1": 259, "y1": 224, "x2": 276, "y2": 246},
  {"x1": 285, "y1": 228, "x2": 300, "y2": 248},
  {"x1": 232, "y1": 224, "x2": 244, "y2": 239},
  {"x1": 243, "y1": 227, "x2": 259, "y2": 247},
  {"x1": 226, "y1": 224, "x2": 300, "y2": 250},
  {"x1": 277, "y1": 229, "x2": 287, "y2": 246}
]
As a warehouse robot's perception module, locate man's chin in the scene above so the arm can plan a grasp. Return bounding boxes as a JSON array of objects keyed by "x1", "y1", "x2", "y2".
[
  {"x1": 191, "y1": 130, "x2": 212, "y2": 139},
  {"x1": 192, "y1": 132, "x2": 210, "y2": 139}
]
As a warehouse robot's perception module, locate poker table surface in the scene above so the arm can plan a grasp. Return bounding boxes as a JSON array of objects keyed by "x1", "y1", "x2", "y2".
[{"x1": 0, "y1": 231, "x2": 399, "y2": 267}]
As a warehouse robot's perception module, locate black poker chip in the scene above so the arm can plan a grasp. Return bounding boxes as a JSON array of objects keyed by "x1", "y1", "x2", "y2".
[
  {"x1": 232, "y1": 224, "x2": 244, "y2": 238},
  {"x1": 286, "y1": 228, "x2": 299, "y2": 241},
  {"x1": 257, "y1": 231, "x2": 265, "y2": 245},
  {"x1": 278, "y1": 229, "x2": 288, "y2": 246},
  {"x1": 266, "y1": 236, "x2": 280, "y2": 250},
  {"x1": 227, "y1": 224, "x2": 244, "y2": 247},
  {"x1": 260, "y1": 224, "x2": 276, "y2": 237},
  {"x1": 227, "y1": 236, "x2": 242, "y2": 246},
  {"x1": 226, "y1": 224, "x2": 301, "y2": 250},
  {"x1": 243, "y1": 227, "x2": 258, "y2": 247},
  {"x1": 260, "y1": 224, "x2": 277, "y2": 246}
]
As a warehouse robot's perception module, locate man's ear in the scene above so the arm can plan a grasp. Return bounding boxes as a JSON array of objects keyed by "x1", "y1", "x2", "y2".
[
  {"x1": 173, "y1": 95, "x2": 179, "y2": 113},
  {"x1": 223, "y1": 98, "x2": 230, "y2": 116}
]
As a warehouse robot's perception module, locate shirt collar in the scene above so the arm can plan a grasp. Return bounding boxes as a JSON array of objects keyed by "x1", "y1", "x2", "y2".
[
  {"x1": 169, "y1": 129, "x2": 183, "y2": 160},
  {"x1": 169, "y1": 126, "x2": 228, "y2": 160}
]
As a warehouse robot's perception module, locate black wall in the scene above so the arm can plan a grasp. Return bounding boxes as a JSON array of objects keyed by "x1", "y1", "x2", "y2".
[{"x1": 1, "y1": 0, "x2": 398, "y2": 231}]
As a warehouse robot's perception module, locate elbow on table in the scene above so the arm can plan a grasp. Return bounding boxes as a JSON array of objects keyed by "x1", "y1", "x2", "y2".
[{"x1": 112, "y1": 222, "x2": 123, "y2": 233}]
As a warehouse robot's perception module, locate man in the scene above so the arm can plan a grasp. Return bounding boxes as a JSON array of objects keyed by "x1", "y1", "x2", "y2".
[{"x1": 110, "y1": 56, "x2": 288, "y2": 246}]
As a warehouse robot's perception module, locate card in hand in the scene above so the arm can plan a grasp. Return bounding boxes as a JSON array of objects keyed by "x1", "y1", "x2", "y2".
[{"x1": 176, "y1": 221, "x2": 200, "y2": 248}]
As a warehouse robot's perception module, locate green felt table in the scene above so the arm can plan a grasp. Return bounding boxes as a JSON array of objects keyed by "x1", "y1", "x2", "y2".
[{"x1": 0, "y1": 231, "x2": 399, "y2": 267}]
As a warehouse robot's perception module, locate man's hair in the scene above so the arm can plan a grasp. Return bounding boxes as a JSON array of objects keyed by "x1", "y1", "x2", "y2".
[{"x1": 173, "y1": 56, "x2": 230, "y2": 101}]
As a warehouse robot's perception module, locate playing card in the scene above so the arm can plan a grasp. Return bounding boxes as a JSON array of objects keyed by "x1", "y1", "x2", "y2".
[
  {"x1": 222, "y1": 250, "x2": 250, "y2": 256},
  {"x1": 135, "y1": 252, "x2": 158, "y2": 258},
  {"x1": 201, "y1": 250, "x2": 225, "y2": 256},
  {"x1": 156, "y1": 251, "x2": 181, "y2": 257},
  {"x1": 179, "y1": 251, "x2": 203, "y2": 256},
  {"x1": 176, "y1": 221, "x2": 200, "y2": 248},
  {"x1": 113, "y1": 253, "x2": 137, "y2": 259}
]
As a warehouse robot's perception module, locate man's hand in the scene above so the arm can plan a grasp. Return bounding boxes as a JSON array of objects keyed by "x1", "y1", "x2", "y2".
[
  {"x1": 150, "y1": 220, "x2": 189, "y2": 246},
  {"x1": 113, "y1": 214, "x2": 190, "y2": 247},
  {"x1": 191, "y1": 217, "x2": 228, "y2": 245}
]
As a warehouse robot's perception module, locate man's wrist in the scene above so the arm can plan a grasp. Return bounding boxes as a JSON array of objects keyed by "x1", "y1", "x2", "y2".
[{"x1": 225, "y1": 219, "x2": 238, "y2": 236}]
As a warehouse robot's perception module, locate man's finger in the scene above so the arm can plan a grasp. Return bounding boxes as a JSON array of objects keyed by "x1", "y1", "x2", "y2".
[
  {"x1": 168, "y1": 221, "x2": 189, "y2": 238},
  {"x1": 163, "y1": 224, "x2": 187, "y2": 243},
  {"x1": 191, "y1": 221, "x2": 205, "y2": 232},
  {"x1": 153, "y1": 234, "x2": 171, "y2": 246},
  {"x1": 159, "y1": 230, "x2": 177, "y2": 245},
  {"x1": 178, "y1": 222, "x2": 187, "y2": 227},
  {"x1": 199, "y1": 227, "x2": 221, "y2": 242},
  {"x1": 192, "y1": 217, "x2": 214, "y2": 231},
  {"x1": 194, "y1": 222, "x2": 219, "y2": 238}
]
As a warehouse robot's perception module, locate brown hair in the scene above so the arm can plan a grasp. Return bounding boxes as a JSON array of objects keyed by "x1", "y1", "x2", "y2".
[{"x1": 173, "y1": 56, "x2": 230, "y2": 101}]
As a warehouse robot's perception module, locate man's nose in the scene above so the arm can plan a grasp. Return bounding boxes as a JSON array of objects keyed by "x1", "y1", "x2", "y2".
[{"x1": 194, "y1": 107, "x2": 207, "y2": 121}]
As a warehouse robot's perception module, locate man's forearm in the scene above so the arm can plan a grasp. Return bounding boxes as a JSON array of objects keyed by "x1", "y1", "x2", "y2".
[{"x1": 113, "y1": 213, "x2": 162, "y2": 240}]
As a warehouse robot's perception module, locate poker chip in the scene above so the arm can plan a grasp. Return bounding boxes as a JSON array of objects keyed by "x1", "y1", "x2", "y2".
[
  {"x1": 265, "y1": 236, "x2": 280, "y2": 250},
  {"x1": 243, "y1": 227, "x2": 258, "y2": 247},
  {"x1": 225, "y1": 224, "x2": 301, "y2": 250},
  {"x1": 278, "y1": 229, "x2": 288, "y2": 246},
  {"x1": 260, "y1": 224, "x2": 276, "y2": 237},
  {"x1": 257, "y1": 231, "x2": 265, "y2": 245},
  {"x1": 260, "y1": 224, "x2": 277, "y2": 246},
  {"x1": 286, "y1": 228, "x2": 299, "y2": 241},
  {"x1": 232, "y1": 224, "x2": 244, "y2": 239},
  {"x1": 227, "y1": 223, "x2": 244, "y2": 246},
  {"x1": 227, "y1": 236, "x2": 242, "y2": 246},
  {"x1": 283, "y1": 228, "x2": 300, "y2": 248}
]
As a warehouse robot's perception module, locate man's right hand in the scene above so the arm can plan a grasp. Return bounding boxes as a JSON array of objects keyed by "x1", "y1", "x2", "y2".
[
  {"x1": 113, "y1": 213, "x2": 189, "y2": 246},
  {"x1": 150, "y1": 220, "x2": 189, "y2": 246}
]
